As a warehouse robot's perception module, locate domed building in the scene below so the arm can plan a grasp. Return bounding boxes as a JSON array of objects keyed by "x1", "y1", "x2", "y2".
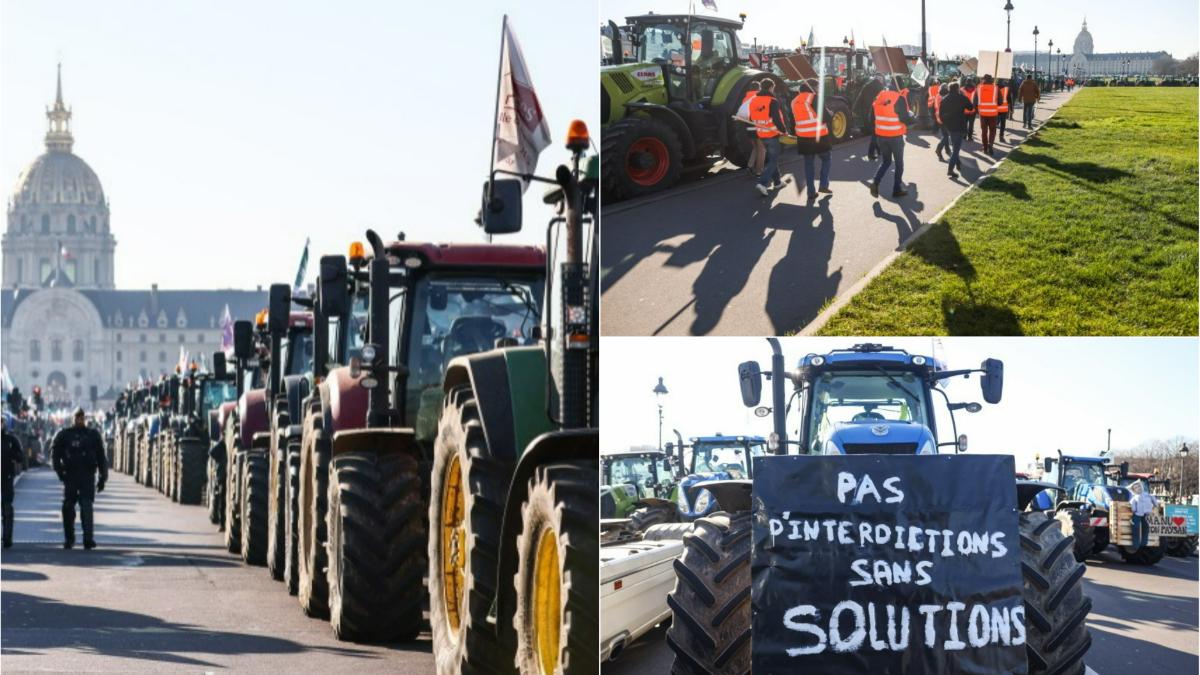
[
  {"x1": 2, "y1": 66, "x2": 265, "y2": 407},
  {"x1": 1012, "y1": 19, "x2": 1169, "y2": 78}
]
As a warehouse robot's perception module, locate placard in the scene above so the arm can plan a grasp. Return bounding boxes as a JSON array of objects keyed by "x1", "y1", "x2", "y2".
[
  {"x1": 869, "y1": 46, "x2": 911, "y2": 76},
  {"x1": 959, "y1": 58, "x2": 978, "y2": 76},
  {"x1": 774, "y1": 54, "x2": 818, "y2": 82},
  {"x1": 1165, "y1": 504, "x2": 1199, "y2": 535},
  {"x1": 976, "y1": 51, "x2": 1014, "y2": 79},
  {"x1": 752, "y1": 454, "x2": 1028, "y2": 674}
]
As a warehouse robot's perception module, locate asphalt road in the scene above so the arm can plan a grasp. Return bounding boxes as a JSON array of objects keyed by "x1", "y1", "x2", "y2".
[
  {"x1": 600, "y1": 89, "x2": 1077, "y2": 336},
  {"x1": 601, "y1": 545, "x2": 1198, "y2": 674},
  {"x1": 0, "y1": 466, "x2": 433, "y2": 673}
]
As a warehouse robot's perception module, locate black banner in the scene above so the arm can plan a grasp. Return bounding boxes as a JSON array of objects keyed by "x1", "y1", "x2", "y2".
[{"x1": 751, "y1": 454, "x2": 1027, "y2": 675}]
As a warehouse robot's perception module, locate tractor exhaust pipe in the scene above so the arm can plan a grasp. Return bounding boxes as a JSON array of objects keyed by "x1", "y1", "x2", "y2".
[
  {"x1": 767, "y1": 338, "x2": 787, "y2": 454},
  {"x1": 364, "y1": 229, "x2": 392, "y2": 428}
]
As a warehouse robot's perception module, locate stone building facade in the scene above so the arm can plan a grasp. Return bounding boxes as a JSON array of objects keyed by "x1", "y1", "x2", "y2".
[{"x1": 1010, "y1": 20, "x2": 1170, "y2": 77}]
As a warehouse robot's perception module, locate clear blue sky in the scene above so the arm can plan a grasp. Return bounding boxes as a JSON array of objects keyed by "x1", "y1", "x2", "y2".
[
  {"x1": 603, "y1": 0, "x2": 1198, "y2": 59},
  {"x1": 2, "y1": 0, "x2": 597, "y2": 290},
  {"x1": 601, "y1": 338, "x2": 1200, "y2": 473}
]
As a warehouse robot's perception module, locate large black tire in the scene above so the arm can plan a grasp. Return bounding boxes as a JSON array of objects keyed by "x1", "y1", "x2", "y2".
[
  {"x1": 298, "y1": 412, "x2": 331, "y2": 618},
  {"x1": 1091, "y1": 527, "x2": 1110, "y2": 555},
  {"x1": 601, "y1": 115, "x2": 683, "y2": 202},
  {"x1": 826, "y1": 98, "x2": 852, "y2": 143},
  {"x1": 1056, "y1": 509, "x2": 1096, "y2": 563},
  {"x1": 241, "y1": 450, "x2": 270, "y2": 566},
  {"x1": 665, "y1": 511, "x2": 751, "y2": 675},
  {"x1": 225, "y1": 450, "x2": 243, "y2": 554},
  {"x1": 1020, "y1": 511, "x2": 1092, "y2": 675},
  {"x1": 178, "y1": 439, "x2": 206, "y2": 505},
  {"x1": 642, "y1": 522, "x2": 692, "y2": 542},
  {"x1": 326, "y1": 450, "x2": 425, "y2": 642},
  {"x1": 513, "y1": 460, "x2": 599, "y2": 675},
  {"x1": 629, "y1": 503, "x2": 677, "y2": 532},
  {"x1": 267, "y1": 423, "x2": 288, "y2": 581},
  {"x1": 1120, "y1": 541, "x2": 1165, "y2": 565},
  {"x1": 208, "y1": 452, "x2": 225, "y2": 527},
  {"x1": 429, "y1": 384, "x2": 513, "y2": 672},
  {"x1": 1166, "y1": 536, "x2": 1198, "y2": 557},
  {"x1": 283, "y1": 440, "x2": 302, "y2": 595}
]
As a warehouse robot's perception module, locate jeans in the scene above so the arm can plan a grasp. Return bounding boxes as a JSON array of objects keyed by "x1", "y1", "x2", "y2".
[
  {"x1": 802, "y1": 150, "x2": 831, "y2": 194},
  {"x1": 980, "y1": 116, "x2": 998, "y2": 151},
  {"x1": 1132, "y1": 514, "x2": 1149, "y2": 550},
  {"x1": 998, "y1": 112, "x2": 1008, "y2": 138},
  {"x1": 936, "y1": 126, "x2": 949, "y2": 154},
  {"x1": 1023, "y1": 102, "x2": 1035, "y2": 127},
  {"x1": 873, "y1": 136, "x2": 905, "y2": 193},
  {"x1": 757, "y1": 136, "x2": 782, "y2": 188},
  {"x1": 966, "y1": 115, "x2": 975, "y2": 138},
  {"x1": 946, "y1": 131, "x2": 965, "y2": 173},
  {"x1": 868, "y1": 134, "x2": 879, "y2": 159},
  {"x1": 62, "y1": 473, "x2": 97, "y2": 544}
]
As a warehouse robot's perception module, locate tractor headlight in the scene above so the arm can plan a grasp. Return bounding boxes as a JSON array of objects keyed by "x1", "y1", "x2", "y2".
[
  {"x1": 918, "y1": 439, "x2": 935, "y2": 455},
  {"x1": 694, "y1": 489, "x2": 713, "y2": 513},
  {"x1": 360, "y1": 344, "x2": 378, "y2": 364},
  {"x1": 677, "y1": 488, "x2": 690, "y2": 511},
  {"x1": 811, "y1": 356, "x2": 826, "y2": 366},
  {"x1": 824, "y1": 439, "x2": 841, "y2": 455}
]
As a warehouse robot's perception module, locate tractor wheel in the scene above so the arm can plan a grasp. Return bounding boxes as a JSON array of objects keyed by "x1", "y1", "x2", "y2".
[
  {"x1": 241, "y1": 450, "x2": 270, "y2": 566},
  {"x1": 429, "y1": 384, "x2": 513, "y2": 672},
  {"x1": 601, "y1": 115, "x2": 683, "y2": 201},
  {"x1": 513, "y1": 460, "x2": 599, "y2": 675},
  {"x1": 1019, "y1": 511, "x2": 1092, "y2": 675},
  {"x1": 298, "y1": 412, "x2": 331, "y2": 618},
  {"x1": 665, "y1": 510, "x2": 752, "y2": 675},
  {"x1": 283, "y1": 440, "x2": 302, "y2": 595},
  {"x1": 1120, "y1": 541, "x2": 1165, "y2": 565},
  {"x1": 1169, "y1": 536, "x2": 1198, "y2": 557},
  {"x1": 326, "y1": 450, "x2": 425, "y2": 642},
  {"x1": 722, "y1": 127, "x2": 754, "y2": 170},
  {"x1": 178, "y1": 439, "x2": 206, "y2": 505},
  {"x1": 629, "y1": 503, "x2": 677, "y2": 532},
  {"x1": 642, "y1": 522, "x2": 692, "y2": 542},
  {"x1": 827, "y1": 99, "x2": 852, "y2": 143},
  {"x1": 267, "y1": 429, "x2": 287, "y2": 582},
  {"x1": 1055, "y1": 509, "x2": 1095, "y2": 563},
  {"x1": 224, "y1": 449, "x2": 243, "y2": 554},
  {"x1": 208, "y1": 452, "x2": 225, "y2": 527},
  {"x1": 1091, "y1": 527, "x2": 1110, "y2": 555}
]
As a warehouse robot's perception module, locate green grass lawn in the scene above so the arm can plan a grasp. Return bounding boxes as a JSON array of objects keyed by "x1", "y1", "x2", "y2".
[{"x1": 819, "y1": 87, "x2": 1198, "y2": 336}]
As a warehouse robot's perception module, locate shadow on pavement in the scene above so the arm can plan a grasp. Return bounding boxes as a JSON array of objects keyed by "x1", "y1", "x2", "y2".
[{"x1": 1, "y1": 568, "x2": 48, "y2": 581}]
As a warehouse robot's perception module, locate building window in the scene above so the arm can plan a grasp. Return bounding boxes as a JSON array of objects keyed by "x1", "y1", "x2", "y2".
[
  {"x1": 140, "y1": 334, "x2": 147, "y2": 343},
  {"x1": 197, "y1": 334, "x2": 205, "y2": 343},
  {"x1": 140, "y1": 351, "x2": 147, "y2": 363},
  {"x1": 74, "y1": 385, "x2": 82, "y2": 399},
  {"x1": 15, "y1": 259, "x2": 22, "y2": 282},
  {"x1": 116, "y1": 333, "x2": 122, "y2": 343},
  {"x1": 67, "y1": 214, "x2": 76, "y2": 234},
  {"x1": 116, "y1": 351, "x2": 123, "y2": 363},
  {"x1": 41, "y1": 215, "x2": 49, "y2": 233},
  {"x1": 31, "y1": 370, "x2": 39, "y2": 380},
  {"x1": 73, "y1": 340, "x2": 84, "y2": 362},
  {"x1": 30, "y1": 340, "x2": 40, "y2": 361},
  {"x1": 116, "y1": 368, "x2": 122, "y2": 381},
  {"x1": 178, "y1": 334, "x2": 186, "y2": 343},
  {"x1": 159, "y1": 351, "x2": 167, "y2": 362},
  {"x1": 94, "y1": 259, "x2": 100, "y2": 283},
  {"x1": 159, "y1": 333, "x2": 166, "y2": 343},
  {"x1": 51, "y1": 339, "x2": 62, "y2": 362},
  {"x1": 86, "y1": 216, "x2": 96, "y2": 232}
]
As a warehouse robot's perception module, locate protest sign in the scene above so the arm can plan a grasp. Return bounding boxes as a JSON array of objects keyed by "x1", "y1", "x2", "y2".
[{"x1": 977, "y1": 50, "x2": 1015, "y2": 79}]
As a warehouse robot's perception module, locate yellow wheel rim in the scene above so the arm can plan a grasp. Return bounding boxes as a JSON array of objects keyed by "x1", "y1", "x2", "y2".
[
  {"x1": 440, "y1": 454, "x2": 466, "y2": 632},
  {"x1": 832, "y1": 111, "x2": 848, "y2": 139},
  {"x1": 533, "y1": 527, "x2": 561, "y2": 675}
]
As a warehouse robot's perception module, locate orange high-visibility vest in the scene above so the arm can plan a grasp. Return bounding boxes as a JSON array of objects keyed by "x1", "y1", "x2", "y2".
[
  {"x1": 976, "y1": 83, "x2": 999, "y2": 117},
  {"x1": 749, "y1": 94, "x2": 780, "y2": 138},
  {"x1": 998, "y1": 86, "x2": 1010, "y2": 113},
  {"x1": 927, "y1": 83, "x2": 941, "y2": 107},
  {"x1": 933, "y1": 91, "x2": 943, "y2": 125},
  {"x1": 790, "y1": 92, "x2": 829, "y2": 138},
  {"x1": 873, "y1": 90, "x2": 906, "y2": 137}
]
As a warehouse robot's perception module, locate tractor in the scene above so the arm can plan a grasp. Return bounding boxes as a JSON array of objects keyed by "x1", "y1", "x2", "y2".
[
  {"x1": 220, "y1": 314, "x2": 272, "y2": 560},
  {"x1": 601, "y1": 449, "x2": 680, "y2": 530},
  {"x1": 800, "y1": 45, "x2": 885, "y2": 143},
  {"x1": 1033, "y1": 453, "x2": 1143, "y2": 563},
  {"x1": 665, "y1": 341, "x2": 1092, "y2": 675},
  {"x1": 301, "y1": 232, "x2": 545, "y2": 643},
  {"x1": 425, "y1": 120, "x2": 598, "y2": 673},
  {"x1": 170, "y1": 360, "x2": 237, "y2": 506},
  {"x1": 600, "y1": 13, "x2": 789, "y2": 200},
  {"x1": 669, "y1": 434, "x2": 765, "y2": 521}
]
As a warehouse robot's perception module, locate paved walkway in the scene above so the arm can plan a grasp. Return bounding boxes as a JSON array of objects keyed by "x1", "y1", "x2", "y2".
[
  {"x1": 600, "y1": 89, "x2": 1078, "y2": 336},
  {"x1": 0, "y1": 467, "x2": 433, "y2": 673}
]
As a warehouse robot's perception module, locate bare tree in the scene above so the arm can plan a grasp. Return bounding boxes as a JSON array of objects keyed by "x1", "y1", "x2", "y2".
[
  {"x1": 1113, "y1": 436, "x2": 1198, "y2": 501},
  {"x1": 1152, "y1": 54, "x2": 1177, "y2": 76},
  {"x1": 1175, "y1": 53, "x2": 1199, "y2": 76}
]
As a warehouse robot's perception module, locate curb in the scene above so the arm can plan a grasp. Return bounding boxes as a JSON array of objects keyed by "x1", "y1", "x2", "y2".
[{"x1": 798, "y1": 89, "x2": 1076, "y2": 336}]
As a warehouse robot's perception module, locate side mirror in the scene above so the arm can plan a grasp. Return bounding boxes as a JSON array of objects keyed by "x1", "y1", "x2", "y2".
[
  {"x1": 957, "y1": 434, "x2": 968, "y2": 452},
  {"x1": 213, "y1": 352, "x2": 227, "y2": 380},
  {"x1": 1120, "y1": 461, "x2": 1129, "y2": 478},
  {"x1": 318, "y1": 255, "x2": 349, "y2": 318},
  {"x1": 1043, "y1": 457, "x2": 1053, "y2": 474},
  {"x1": 738, "y1": 361, "x2": 762, "y2": 407},
  {"x1": 479, "y1": 178, "x2": 524, "y2": 235},
  {"x1": 233, "y1": 320, "x2": 254, "y2": 360},
  {"x1": 269, "y1": 284, "x2": 291, "y2": 334},
  {"x1": 980, "y1": 358, "x2": 1003, "y2": 404}
]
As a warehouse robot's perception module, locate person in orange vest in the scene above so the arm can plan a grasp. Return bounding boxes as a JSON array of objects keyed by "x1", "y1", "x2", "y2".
[
  {"x1": 925, "y1": 77, "x2": 941, "y2": 134},
  {"x1": 960, "y1": 78, "x2": 977, "y2": 141},
  {"x1": 791, "y1": 81, "x2": 834, "y2": 202},
  {"x1": 740, "y1": 82, "x2": 766, "y2": 177},
  {"x1": 997, "y1": 78, "x2": 1012, "y2": 144},
  {"x1": 748, "y1": 79, "x2": 789, "y2": 196},
  {"x1": 973, "y1": 74, "x2": 1001, "y2": 156},
  {"x1": 869, "y1": 81, "x2": 915, "y2": 199},
  {"x1": 933, "y1": 81, "x2": 952, "y2": 161}
]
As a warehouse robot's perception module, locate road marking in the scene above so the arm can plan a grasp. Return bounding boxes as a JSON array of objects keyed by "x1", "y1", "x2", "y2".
[{"x1": 799, "y1": 90, "x2": 1077, "y2": 336}]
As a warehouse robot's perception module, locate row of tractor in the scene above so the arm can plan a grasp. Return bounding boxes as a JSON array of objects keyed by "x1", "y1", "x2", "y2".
[{"x1": 107, "y1": 123, "x2": 600, "y2": 673}]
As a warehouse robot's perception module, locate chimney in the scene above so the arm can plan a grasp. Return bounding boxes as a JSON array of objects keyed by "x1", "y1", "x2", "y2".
[{"x1": 150, "y1": 283, "x2": 159, "y2": 315}]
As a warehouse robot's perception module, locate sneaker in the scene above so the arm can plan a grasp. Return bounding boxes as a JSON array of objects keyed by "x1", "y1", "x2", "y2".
[
  {"x1": 869, "y1": 182, "x2": 879, "y2": 198},
  {"x1": 755, "y1": 183, "x2": 769, "y2": 197},
  {"x1": 818, "y1": 187, "x2": 833, "y2": 194},
  {"x1": 84, "y1": 540, "x2": 97, "y2": 550},
  {"x1": 892, "y1": 189, "x2": 909, "y2": 198},
  {"x1": 948, "y1": 171, "x2": 959, "y2": 179},
  {"x1": 936, "y1": 150, "x2": 945, "y2": 162},
  {"x1": 63, "y1": 540, "x2": 74, "y2": 550}
]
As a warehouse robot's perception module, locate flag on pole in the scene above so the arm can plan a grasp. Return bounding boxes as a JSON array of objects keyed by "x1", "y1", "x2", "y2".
[
  {"x1": 1, "y1": 364, "x2": 12, "y2": 395},
  {"x1": 807, "y1": 27, "x2": 815, "y2": 47},
  {"x1": 492, "y1": 16, "x2": 552, "y2": 193},
  {"x1": 60, "y1": 244, "x2": 72, "y2": 260},
  {"x1": 177, "y1": 346, "x2": 189, "y2": 373},
  {"x1": 701, "y1": 0, "x2": 718, "y2": 10},
  {"x1": 293, "y1": 237, "x2": 310, "y2": 294},
  {"x1": 220, "y1": 304, "x2": 234, "y2": 353}
]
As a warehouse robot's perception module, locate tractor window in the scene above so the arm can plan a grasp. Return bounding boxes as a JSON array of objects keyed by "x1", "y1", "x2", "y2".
[
  {"x1": 329, "y1": 292, "x2": 369, "y2": 367},
  {"x1": 609, "y1": 457, "x2": 657, "y2": 487},
  {"x1": 691, "y1": 444, "x2": 758, "y2": 478},
  {"x1": 689, "y1": 26, "x2": 736, "y2": 98},
  {"x1": 1062, "y1": 463, "x2": 1107, "y2": 496},
  {"x1": 285, "y1": 330, "x2": 315, "y2": 376},
  {"x1": 405, "y1": 274, "x2": 544, "y2": 442},
  {"x1": 638, "y1": 24, "x2": 685, "y2": 66},
  {"x1": 808, "y1": 371, "x2": 928, "y2": 454},
  {"x1": 200, "y1": 381, "x2": 235, "y2": 416}
]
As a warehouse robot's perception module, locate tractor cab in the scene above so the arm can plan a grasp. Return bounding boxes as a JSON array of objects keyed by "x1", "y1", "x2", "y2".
[
  {"x1": 674, "y1": 434, "x2": 766, "y2": 520},
  {"x1": 1037, "y1": 454, "x2": 1126, "y2": 512},
  {"x1": 623, "y1": 14, "x2": 745, "y2": 106},
  {"x1": 601, "y1": 450, "x2": 674, "y2": 519}
]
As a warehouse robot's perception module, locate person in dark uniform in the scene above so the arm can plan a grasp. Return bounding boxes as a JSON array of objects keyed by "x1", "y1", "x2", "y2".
[
  {"x1": 2, "y1": 416, "x2": 23, "y2": 548},
  {"x1": 51, "y1": 407, "x2": 107, "y2": 549}
]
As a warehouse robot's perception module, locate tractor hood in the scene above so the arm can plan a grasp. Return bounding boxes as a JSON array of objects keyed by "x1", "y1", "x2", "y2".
[
  {"x1": 678, "y1": 471, "x2": 734, "y2": 517},
  {"x1": 823, "y1": 421, "x2": 937, "y2": 455}
]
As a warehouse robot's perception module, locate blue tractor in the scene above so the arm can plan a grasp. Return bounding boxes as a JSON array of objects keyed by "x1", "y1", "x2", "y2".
[
  {"x1": 665, "y1": 341, "x2": 1092, "y2": 675},
  {"x1": 669, "y1": 434, "x2": 766, "y2": 521}
]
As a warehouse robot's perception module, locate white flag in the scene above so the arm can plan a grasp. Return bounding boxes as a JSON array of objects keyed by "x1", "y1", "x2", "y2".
[{"x1": 493, "y1": 17, "x2": 552, "y2": 192}]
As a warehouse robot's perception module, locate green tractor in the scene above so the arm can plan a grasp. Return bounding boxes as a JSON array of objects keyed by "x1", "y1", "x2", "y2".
[
  {"x1": 799, "y1": 45, "x2": 883, "y2": 143},
  {"x1": 600, "y1": 13, "x2": 790, "y2": 200},
  {"x1": 602, "y1": 449, "x2": 681, "y2": 531}
]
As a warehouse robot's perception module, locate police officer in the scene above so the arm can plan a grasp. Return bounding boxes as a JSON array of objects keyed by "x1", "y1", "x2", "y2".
[
  {"x1": 2, "y1": 416, "x2": 23, "y2": 548},
  {"x1": 51, "y1": 407, "x2": 107, "y2": 549}
]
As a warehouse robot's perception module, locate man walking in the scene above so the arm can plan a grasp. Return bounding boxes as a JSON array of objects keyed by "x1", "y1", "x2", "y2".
[
  {"x1": 748, "y1": 79, "x2": 788, "y2": 197},
  {"x1": 51, "y1": 407, "x2": 107, "y2": 549},
  {"x1": 791, "y1": 82, "x2": 834, "y2": 202},
  {"x1": 1019, "y1": 75, "x2": 1040, "y2": 129},
  {"x1": 1128, "y1": 482, "x2": 1158, "y2": 552},
  {"x1": 974, "y1": 74, "x2": 1001, "y2": 156},
  {"x1": 997, "y1": 78, "x2": 1012, "y2": 143},
  {"x1": 960, "y1": 78, "x2": 977, "y2": 141},
  {"x1": 869, "y1": 82, "x2": 915, "y2": 199},
  {"x1": 936, "y1": 82, "x2": 974, "y2": 180},
  {"x1": 2, "y1": 416, "x2": 22, "y2": 548}
]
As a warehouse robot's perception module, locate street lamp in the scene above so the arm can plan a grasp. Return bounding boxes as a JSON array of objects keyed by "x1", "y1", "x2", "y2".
[
  {"x1": 653, "y1": 376, "x2": 669, "y2": 452},
  {"x1": 1180, "y1": 443, "x2": 1191, "y2": 500},
  {"x1": 1056, "y1": 47, "x2": 1062, "y2": 77},
  {"x1": 1032, "y1": 25, "x2": 1039, "y2": 75},
  {"x1": 1004, "y1": 1, "x2": 1014, "y2": 52}
]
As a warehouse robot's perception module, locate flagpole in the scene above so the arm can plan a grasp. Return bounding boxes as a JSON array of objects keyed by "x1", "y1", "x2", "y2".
[{"x1": 486, "y1": 14, "x2": 509, "y2": 244}]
